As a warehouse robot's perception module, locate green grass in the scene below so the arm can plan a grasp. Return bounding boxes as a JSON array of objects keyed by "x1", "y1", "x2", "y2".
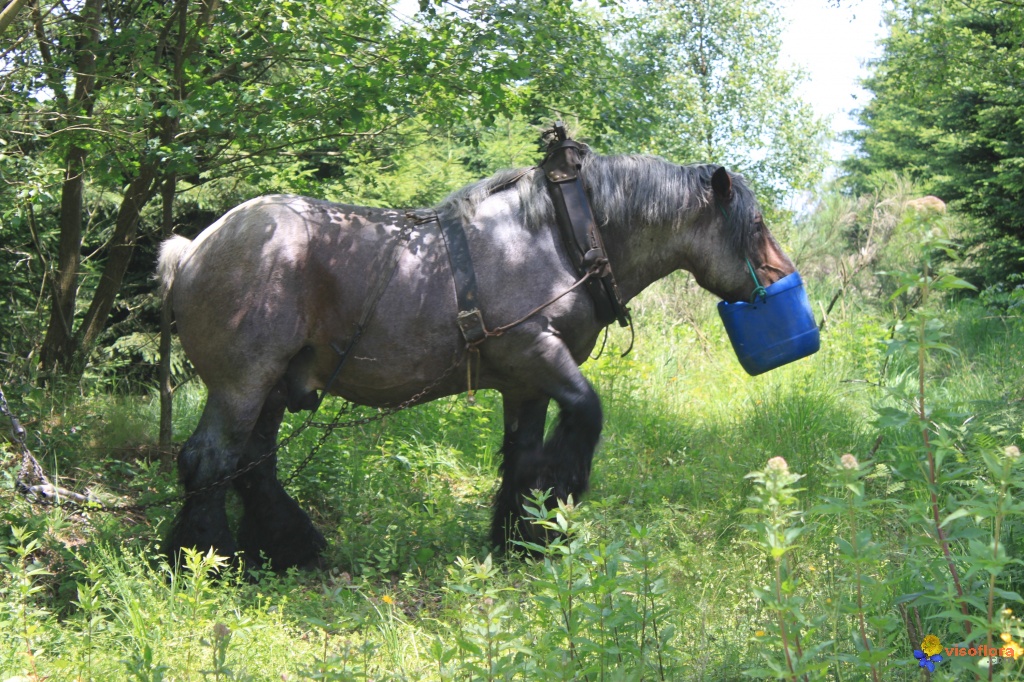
[{"x1": 3, "y1": 208, "x2": 1024, "y2": 680}]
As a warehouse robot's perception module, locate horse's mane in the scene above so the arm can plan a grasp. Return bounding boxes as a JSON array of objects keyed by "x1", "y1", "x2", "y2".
[{"x1": 435, "y1": 144, "x2": 760, "y2": 257}]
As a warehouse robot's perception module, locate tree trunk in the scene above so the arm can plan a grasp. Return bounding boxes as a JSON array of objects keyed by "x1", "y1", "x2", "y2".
[
  {"x1": 74, "y1": 163, "x2": 158, "y2": 359},
  {"x1": 158, "y1": 0, "x2": 192, "y2": 443},
  {"x1": 74, "y1": 0, "x2": 190, "y2": 373},
  {"x1": 158, "y1": 176, "x2": 176, "y2": 446},
  {"x1": 36, "y1": 0, "x2": 103, "y2": 376},
  {"x1": 36, "y1": 0, "x2": 104, "y2": 377},
  {"x1": 0, "y1": 0, "x2": 31, "y2": 39},
  {"x1": 38, "y1": 145, "x2": 86, "y2": 374}
]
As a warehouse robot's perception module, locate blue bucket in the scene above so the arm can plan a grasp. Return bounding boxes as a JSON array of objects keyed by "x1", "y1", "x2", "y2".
[{"x1": 717, "y1": 271, "x2": 820, "y2": 376}]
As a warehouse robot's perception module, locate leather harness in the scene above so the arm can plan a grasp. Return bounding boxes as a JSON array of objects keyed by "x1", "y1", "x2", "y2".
[
  {"x1": 433, "y1": 123, "x2": 631, "y2": 347},
  {"x1": 436, "y1": 209, "x2": 489, "y2": 345},
  {"x1": 322, "y1": 125, "x2": 629, "y2": 405}
]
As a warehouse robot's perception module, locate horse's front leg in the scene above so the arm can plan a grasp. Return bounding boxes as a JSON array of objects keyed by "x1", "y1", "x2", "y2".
[
  {"x1": 492, "y1": 396, "x2": 550, "y2": 548},
  {"x1": 492, "y1": 334, "x2": 603, "y2": 549}
]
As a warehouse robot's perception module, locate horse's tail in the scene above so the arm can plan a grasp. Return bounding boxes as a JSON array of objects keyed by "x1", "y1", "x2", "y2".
[{"x1": 156, "y1": 235, "x2": 193, "y2": 301}]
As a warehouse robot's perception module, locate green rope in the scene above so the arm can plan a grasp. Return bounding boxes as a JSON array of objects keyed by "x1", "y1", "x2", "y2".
[{"x1": 746, "y1": 257, "x2": 767, "y2": 303}]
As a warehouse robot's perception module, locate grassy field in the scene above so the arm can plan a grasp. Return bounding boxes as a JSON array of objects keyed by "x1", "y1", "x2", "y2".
[{"x1": 3, "y1": 194, "x2": 1024, "y2": 681}]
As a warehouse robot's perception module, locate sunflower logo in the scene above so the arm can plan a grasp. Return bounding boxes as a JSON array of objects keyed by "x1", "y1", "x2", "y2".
[{"x1": 914, "y1": 635, "x2": 944, "y2": 672}]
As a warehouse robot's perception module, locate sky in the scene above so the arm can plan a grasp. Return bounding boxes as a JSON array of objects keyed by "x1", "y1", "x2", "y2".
[{"x1": 777, "y1": 0, "x2": 888, "y2": 161}]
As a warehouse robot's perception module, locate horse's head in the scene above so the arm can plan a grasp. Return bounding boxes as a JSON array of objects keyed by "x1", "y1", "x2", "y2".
[{"x1": 687, "y1": 166, "x2": 795, "y2": 303}]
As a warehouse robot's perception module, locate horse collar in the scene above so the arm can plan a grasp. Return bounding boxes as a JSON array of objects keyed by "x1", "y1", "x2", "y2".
[{"x1": 540, "y1": 124, "x2": 631, "y2": 328}]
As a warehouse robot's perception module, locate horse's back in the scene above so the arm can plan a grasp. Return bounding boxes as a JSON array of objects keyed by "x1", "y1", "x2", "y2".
[
  {"x1": 180, "y1": 195, "x2": 320, "y2": 274},
  {"x1": 162, "y1": 194, "x2": 453, "y2": 395}
]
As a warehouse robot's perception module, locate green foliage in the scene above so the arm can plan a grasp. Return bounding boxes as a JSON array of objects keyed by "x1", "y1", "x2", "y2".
[
  {"x1": 603, "y1": 0, "x2": 828, "y2": 211},
  {"x1": 846, "y1": 0, "x2": 1024, "y2": 287},
  {"x1": 737, "y1": 205, "x2": 1024, "y2": 680},
  {"x1": 811, "y1": 455, "x2": 898, "y2": 680},
  {"x1": 427, "y1": 493, "x2": 682, "y2": 681},
  {"x1": 0, "y1": 527, "x2": 54, "y2": 679},
  {"x1": 743, "y1": 458, "x2": 830, "y2": 681}
]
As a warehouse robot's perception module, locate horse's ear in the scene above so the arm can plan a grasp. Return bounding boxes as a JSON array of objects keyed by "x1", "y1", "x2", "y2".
[{"x1": 711, "y1": 166, "x2": 733, "y2": 203}]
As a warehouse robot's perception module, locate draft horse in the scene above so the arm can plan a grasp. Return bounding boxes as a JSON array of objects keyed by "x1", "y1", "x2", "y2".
[{"x1": 157, "y1": 143, "x2": 796, "y2": 569}]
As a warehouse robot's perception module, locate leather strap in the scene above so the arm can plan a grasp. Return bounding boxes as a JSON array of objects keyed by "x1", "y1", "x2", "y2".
[
  {"x1": 541, "y1": 128, "x2": 630, "y2": 328},
  {"x1": 434, "y1": 209, "x2": 487, "y2": 345}
]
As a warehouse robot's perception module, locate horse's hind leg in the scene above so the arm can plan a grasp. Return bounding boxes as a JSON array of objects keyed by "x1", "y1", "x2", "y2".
[
  {"x1": 165, "y1": 391, "x2": 261, "y2": 565},
  {"x1": 492, "y1": 397, "x2": 550, "y2": 548},
  {"x1": 233, "y1": 382, "x2": 326, "y2": 570}
]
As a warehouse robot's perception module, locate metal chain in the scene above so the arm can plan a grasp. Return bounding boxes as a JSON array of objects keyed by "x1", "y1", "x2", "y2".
[
  {"x1": 4, "y1": 242, "x2": 611, "y2": 515},
  {"x1": 0, "y1": 349, "x2": 464, "y2": 516},
  {"x1": 282, "y1": 350, "x2": 464, "y2": 485},
  {"x1": 1, "y1": 385, "x2": 43, "y2": 491}
]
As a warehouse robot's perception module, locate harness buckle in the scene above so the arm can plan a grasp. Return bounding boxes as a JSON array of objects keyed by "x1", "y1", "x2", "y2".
[
  {"x1": 457, "y1": 308, "x2": 487, "y2": 346},
  {"x1": 582, "y1": 248, "x2": 611, "y2": 277}
]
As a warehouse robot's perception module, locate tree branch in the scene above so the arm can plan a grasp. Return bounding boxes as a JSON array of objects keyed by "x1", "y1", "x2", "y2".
[
  {"x1": 31, "y1": 0, "x2": 68, "y2": 108},
  {"x1": 0, "y1": 0, "x2": 32, "y2": 39}
]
